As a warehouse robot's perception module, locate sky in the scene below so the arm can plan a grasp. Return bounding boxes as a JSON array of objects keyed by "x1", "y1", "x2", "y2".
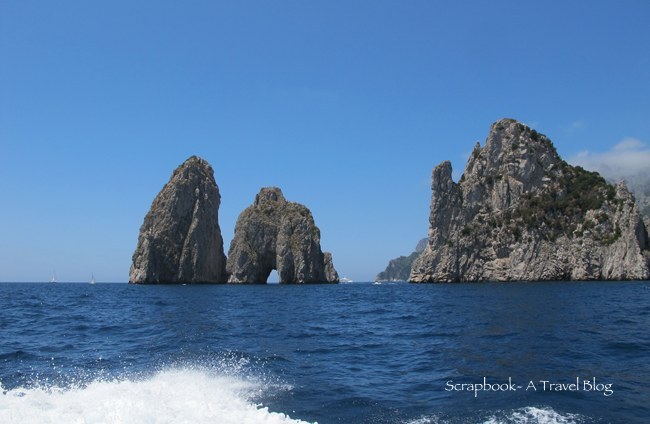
[{"x1": 1, "y1": 0, "x2": 649, "y2": 282}]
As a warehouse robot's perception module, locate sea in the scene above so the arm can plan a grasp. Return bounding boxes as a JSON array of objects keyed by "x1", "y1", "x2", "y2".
[{"x1": 1, "y1": 281, "x2": 649, "y2": 424}]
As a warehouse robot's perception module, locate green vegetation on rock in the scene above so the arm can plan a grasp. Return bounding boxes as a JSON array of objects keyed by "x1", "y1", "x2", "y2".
[
  {"x1": 410, "y1": 118, "x2": 649, "y2": 282},
  {"x1": 509, "y1": 165, "x2": 620, "y2": 242}
]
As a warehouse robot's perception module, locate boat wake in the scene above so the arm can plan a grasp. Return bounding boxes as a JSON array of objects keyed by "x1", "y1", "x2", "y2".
[
  {"x1": 482, "y1": 406, "x2": 586, "y2": 424},
  {"x1": 0, "y1": 365, "x2": 312, "y2": 424},
  {"x1": 408, "y1": 406, "x2": 588, "y2": 424}
]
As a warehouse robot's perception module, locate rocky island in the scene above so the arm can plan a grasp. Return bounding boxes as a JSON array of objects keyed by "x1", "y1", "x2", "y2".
[
  {"x1": 226, "y1": 187, "x2": 339, "y2": 283},
  {"x1": 410, "y1": 119, "x2": 650, "y2": 282},
  {"x1": 376, "y1": 238, "x2": 427, "y2": 282},
  {"x1": 129, "y1": 156, "x2": 228, "y2": 284}
]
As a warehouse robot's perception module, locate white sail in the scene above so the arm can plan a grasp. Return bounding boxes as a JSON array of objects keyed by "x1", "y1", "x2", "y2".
[{"x1": 90, "y1": 274, "x2": 96, "y2": 284}]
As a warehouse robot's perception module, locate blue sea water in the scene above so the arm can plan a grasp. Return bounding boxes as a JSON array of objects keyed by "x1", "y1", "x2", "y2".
[{"x1": 1, "y1": 281, "x2": 649, "y2": 423}]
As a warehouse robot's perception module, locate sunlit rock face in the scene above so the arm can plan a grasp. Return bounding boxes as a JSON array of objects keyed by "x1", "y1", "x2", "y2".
[
  {"x1": 130, "y1": 156, "x2": 227, "y2": 284},
  {"x1": 410, "y1": 119, "x2": 649, "y2": 282},
  {"x1": 226, "y1": 187, "x2": 339, "y2": 284}
]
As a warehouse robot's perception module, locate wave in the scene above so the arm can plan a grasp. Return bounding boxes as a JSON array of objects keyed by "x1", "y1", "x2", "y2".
[
  {"x1": 482, "y1": 406, "x2": 586, "y2": 424},
  {"x1": 407, "y1": 406, "x2": 587, "y2": 424},
  {"x1": 0, "y1": 366, "x2": 313, "y2": 424}
]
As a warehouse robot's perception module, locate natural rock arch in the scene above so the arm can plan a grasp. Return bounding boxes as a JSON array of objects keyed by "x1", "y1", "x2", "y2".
[{"x1": 226, "y1": 187, "x2": 339, "y2": 283}]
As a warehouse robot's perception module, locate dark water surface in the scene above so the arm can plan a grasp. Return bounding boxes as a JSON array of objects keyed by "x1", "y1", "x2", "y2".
[{"x1": 1, "y1": 281, "x2": 649, "y2": 423}]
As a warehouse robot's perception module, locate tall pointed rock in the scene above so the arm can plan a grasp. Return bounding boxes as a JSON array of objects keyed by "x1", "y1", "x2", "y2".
[{"x1": 129, "y1": 156, "x2": 227, "y2": 284}]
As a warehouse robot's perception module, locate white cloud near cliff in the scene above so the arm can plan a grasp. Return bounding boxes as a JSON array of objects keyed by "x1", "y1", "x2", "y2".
[{"x1": 569, "y1": 138, "x2": 650, "y2": 180}]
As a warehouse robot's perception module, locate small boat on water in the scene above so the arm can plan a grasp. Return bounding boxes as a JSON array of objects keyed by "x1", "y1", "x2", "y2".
[
  {"x1": 50, "y1": 272, "x2": 57, "y2": 284},
  {"x1": 89, "y1": 274, "x2": 96, "y2": 285}
]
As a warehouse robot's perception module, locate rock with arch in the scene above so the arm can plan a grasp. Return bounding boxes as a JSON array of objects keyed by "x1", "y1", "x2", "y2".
[{"x1": 226, "y1": 187, "x2": 339, "y2": 283}]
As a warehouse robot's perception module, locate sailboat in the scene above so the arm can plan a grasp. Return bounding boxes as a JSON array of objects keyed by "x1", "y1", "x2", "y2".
[
  {"x1": 50, "y1": 272, "x2": 57, "y2": 284},
  {"x1": 89, "y1": 274, "x2": 96, "y2": 285}
]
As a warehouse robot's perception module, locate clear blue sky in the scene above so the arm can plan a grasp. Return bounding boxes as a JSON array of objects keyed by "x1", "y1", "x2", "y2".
[{"x1": 1, "y1": 1, "x2": 649, "y2": 282}]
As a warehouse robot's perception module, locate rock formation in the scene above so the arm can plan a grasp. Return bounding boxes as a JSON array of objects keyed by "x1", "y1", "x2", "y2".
[
  {"x1": 376, "y1": 238, "x2": 427, "y2": 282},
  {"x1": 129, "y1": 156, "x2": 227, "y2": 284},
  {"x1": 226, "y1": 187, "x2": 339, "y2": 283},
  {"x1": 410, "y1": 118, "x2": 650, "y2": 282},
  {"x1": 623, "y1": 175, "x2": 650, "y2": 226}
]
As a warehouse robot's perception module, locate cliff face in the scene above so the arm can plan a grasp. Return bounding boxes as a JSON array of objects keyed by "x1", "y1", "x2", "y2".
[
  {"x1": 129, "y1": 156, "x2": 227, "y2": 284},
  {"x1": 376, "y1": 238, "x2": 427, "y2": 282},
  {"x1": 226, "y1": 187, "x2": 339, "y2": 283},
  {"x1": 624, "y1": 175, "x2": 650, "y2": 228},
  {"x1": 410, "y1": 119, "x2": 650, "y2": 282}
]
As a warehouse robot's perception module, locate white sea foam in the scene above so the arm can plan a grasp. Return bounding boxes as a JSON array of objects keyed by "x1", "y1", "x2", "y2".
[
  {"x1": 482, "y1": 406, "x2": 585, "y2": 424},
  {"x1": 0, "y1": 367, "x2": 313, "y2": 424},
  {"x1": 406, "y1": 406, "x2": 585, "y2": 424},
  {"x1": 404, "y1": 417, "x2": 441, "y2": 424}
]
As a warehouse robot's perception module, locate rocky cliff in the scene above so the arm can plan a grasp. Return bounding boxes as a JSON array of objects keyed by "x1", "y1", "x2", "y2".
[
  {"x1": 624, "y1": 174, "x2": 650, "y2": 228},
  {"x1": 226, "y1": 187, "x2": 339, "y2": 283},
  {"x1": 129, "y1": 156, "x2": 228, "y2": 284},
  {"x1": 410, "y1": 119, "x2": 650, "y2": 282},
  {"x1": 376, "y1": 238, "x2": 427, "y2": 282}
]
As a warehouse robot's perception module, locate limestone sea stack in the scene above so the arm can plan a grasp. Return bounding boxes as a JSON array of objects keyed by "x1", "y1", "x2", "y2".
[
  {"x1": 226, "y1": 187, "x2": 339, "y2": 283},
  {"x1": 410, "y1": 118, "x2": 650, "y2": 282},
  {"x1": 129, "y1": 156, "x2": 227, "y2": 284}
]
